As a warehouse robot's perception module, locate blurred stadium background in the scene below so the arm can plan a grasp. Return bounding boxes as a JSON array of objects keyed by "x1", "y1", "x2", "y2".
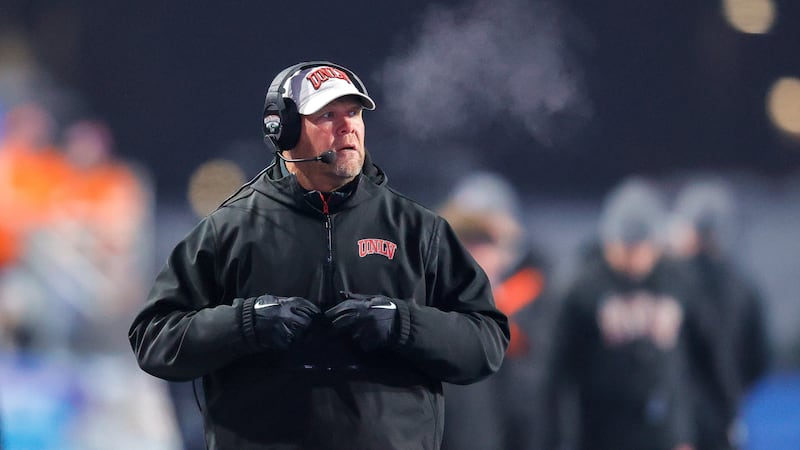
[{"x1": 1, "y1": 0, "x2": 798, "y2": 448}]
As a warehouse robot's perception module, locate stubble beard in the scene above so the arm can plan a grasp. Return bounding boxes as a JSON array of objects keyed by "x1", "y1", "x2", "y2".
[{"x1": 332, "y1": 152, "x2": 363, "y2": 179}]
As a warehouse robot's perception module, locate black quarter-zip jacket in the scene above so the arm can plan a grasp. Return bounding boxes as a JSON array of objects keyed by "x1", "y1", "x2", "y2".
[{"x1": 128, "y1": 160, "x2": 510, "y2": 450}]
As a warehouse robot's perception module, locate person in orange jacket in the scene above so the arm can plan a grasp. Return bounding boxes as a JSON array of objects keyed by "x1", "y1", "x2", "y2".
[
  {"x1": 439, "y1": 172, "x2": 552, "y2": 450},
  {"x1": 0, "y1": 102, "x2": 71, "y2": 268}
]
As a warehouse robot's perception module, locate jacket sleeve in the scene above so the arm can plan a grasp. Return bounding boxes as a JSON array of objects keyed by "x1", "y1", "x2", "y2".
[
  {"x1": 128, "y1": 217, "x2": 255, "y2": 381},
  {"x1": 391, "y1": 218, "x2": 510, "y2": 385}
]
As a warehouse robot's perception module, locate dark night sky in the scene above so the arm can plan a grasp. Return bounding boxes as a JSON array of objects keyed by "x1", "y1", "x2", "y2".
[{"x1": 4, "y1": 0, "x2": 800, "y2": 203}]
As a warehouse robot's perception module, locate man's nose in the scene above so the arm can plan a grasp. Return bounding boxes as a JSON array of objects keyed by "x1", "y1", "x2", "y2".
[{"x1": 337, "y1": 116, "x2": 356, "y2": 135}]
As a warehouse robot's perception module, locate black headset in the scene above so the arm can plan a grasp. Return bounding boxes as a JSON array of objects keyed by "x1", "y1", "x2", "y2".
[{"x1": 262, "y1": 61, "x2": 370, "y2": 151}]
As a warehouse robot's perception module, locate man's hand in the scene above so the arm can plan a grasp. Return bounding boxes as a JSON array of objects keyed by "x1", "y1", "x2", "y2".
[
  {"x1": 251, "y1": 295, "x2": 321, "y2": 350},
  {"x1": 325, "y1": 292, "x2": 399, "y2": 352}
]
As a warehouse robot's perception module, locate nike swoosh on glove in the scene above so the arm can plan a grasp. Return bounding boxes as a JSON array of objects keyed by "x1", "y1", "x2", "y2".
[
  {"x1": 248, "y1": 295, "x2": 321, "y2": 350},
  {"x1": 325, "y1": 291, "x2": 400, "y2": 352}
]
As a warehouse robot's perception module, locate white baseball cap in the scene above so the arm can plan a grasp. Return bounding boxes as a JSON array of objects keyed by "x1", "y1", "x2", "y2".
[{"x1": 284, "y1": 65, "x2": 376, "y2": 115}]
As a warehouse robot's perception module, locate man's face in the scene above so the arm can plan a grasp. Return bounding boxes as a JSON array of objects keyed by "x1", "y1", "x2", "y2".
[
  {"x1": 291, "y1": 96, "x2": 366, "y2": 184},
  {"x1": 603, "y1": 240, "x2": 661, "y2": 280},
  {"x1": 667, "y1": 221, "x2": 701, "y2": 259}
]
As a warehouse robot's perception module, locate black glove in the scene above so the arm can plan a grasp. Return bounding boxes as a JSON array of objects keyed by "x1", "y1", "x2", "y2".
[
  {"x1": 325, "y1": 291, "x2": 399, "y2": 352},
  {"x1": 251, "y1": 295, "x2": 321, "y2": 350}
]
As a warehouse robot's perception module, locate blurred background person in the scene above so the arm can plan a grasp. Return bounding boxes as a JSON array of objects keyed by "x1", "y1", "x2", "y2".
[
  {"x1": 542, "y1": 177, "x2": 695, "y2": 450},
  {"x1": 0, "y1": 102, "x2": 70, "y2": 350},
  {"x1": 0, "y1": 104, "x2": 178, "y2": 449},
  {"x1": 48, "y1": 118, "x2": 150, "y2": 353},
  {"x1": 0, "y1": 102, "x2": 66, "y2": 271},
  {"x1": 0, "y1": 116, "x2": 150, "y2": 354},
  {"x1": 667, "y1": 178, "x2": 771, "y2": 450},
  {"x1": 438, "y1": 172, "x2": 553, "y2": 450}
]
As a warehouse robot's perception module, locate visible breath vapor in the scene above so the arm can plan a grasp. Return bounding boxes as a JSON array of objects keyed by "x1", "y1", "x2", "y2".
[{"x1": 379, "y1": 0, "x2": 591, "y2": 146}]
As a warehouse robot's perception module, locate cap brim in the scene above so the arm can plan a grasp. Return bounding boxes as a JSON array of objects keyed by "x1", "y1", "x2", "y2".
[{"x1": 298, "y1": 92, "x2": 376, "y2": 115}]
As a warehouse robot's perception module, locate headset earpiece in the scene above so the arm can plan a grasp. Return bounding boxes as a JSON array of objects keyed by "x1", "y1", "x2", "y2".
[{"x1": 263, "y1": 97, "x2": 300, "y2": 150}]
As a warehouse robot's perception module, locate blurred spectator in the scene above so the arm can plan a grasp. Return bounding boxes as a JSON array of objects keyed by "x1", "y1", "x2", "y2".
[
  {"x1": 57, "y1": 120, "x2": 147, "y2": 249},
  {"x1": 0, "y1": 109, "x2": 177, "y2": 449},
  {"x1": 438, "y1": 172, "x2": 552, "y2": 450},
  {"x1": 667, "y1": 178, "x2": 771, "y2": 450},
  {"x1": 48, "y1": 118, "x2": 150, "y2": 353},
  {"x1": 542, "y1": 177, "x2": 695, "y2": 450},
  {"x1": 0, "y1": 116, "x2": 149, "y2": 354},
  {"x1": 0, "y1": 102, "x2": 67, "y2": 270},
  {"x1": 0, "y1": 102, "x2": 71, "y2": 351}
]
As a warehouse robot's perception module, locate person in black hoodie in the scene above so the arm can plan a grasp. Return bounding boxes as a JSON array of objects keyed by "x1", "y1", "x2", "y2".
[
  {"x1": 437, "y1": 172, "x2": 552, "y2": 450},
  {"x1": 667, "y1": 178, "x2": 771, "y2": 450},
  {"x1": 128, "y1": 61, "x2": 509, "y2": 450},
  {"x1": 541, "y1": 177, "x2": 695, "y2": 450}
]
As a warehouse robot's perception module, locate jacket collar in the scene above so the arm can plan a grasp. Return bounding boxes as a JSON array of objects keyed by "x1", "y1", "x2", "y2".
[
  {"x1": 302, "y1": 177, "x2": 359, "y2": 214},
  {"x1": 256, "y1": 150, "x2": 387, "y2": 214}
]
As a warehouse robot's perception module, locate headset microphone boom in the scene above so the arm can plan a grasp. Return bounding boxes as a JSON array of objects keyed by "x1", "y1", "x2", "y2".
[{"x1": 274, "y1": 149, "x2": 337, "y2": 164}]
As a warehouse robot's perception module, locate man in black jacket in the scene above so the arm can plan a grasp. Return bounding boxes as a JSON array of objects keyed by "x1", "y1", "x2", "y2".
[
  {"x1": 128, "y1": 61, "x2": 510, "y2": 450},
  {"x1": 667, "y1": 178, "x2": 771, "y2": 450},
  {"x1": 542, "y1": 178, "x2": 695, "y2": 450}
]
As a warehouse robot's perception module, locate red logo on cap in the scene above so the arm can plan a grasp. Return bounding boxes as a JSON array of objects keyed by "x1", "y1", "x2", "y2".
[{"x1": 307, "y1": 67, "x2": 352, "y2": 90}]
